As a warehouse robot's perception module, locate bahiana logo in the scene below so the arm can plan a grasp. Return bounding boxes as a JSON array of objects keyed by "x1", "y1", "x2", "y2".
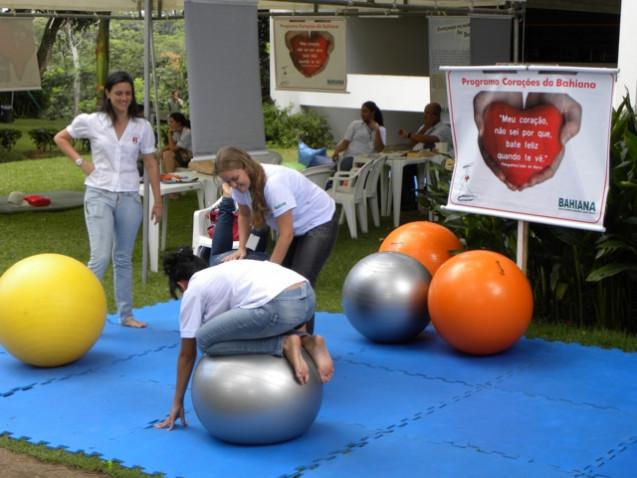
[{"x1": 558, "y1": 197, "x2": 597, "y2": 214}]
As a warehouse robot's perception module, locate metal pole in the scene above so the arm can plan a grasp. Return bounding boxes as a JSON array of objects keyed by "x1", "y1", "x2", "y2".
[{"x1": 142, "y1": 0, "x2": 152, "y2": 283}]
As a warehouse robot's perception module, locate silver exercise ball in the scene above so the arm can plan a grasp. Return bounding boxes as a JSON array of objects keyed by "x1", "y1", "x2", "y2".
[
  {"x1": 191, "y1": 353, "x2": 323, "y2": 445},
  {"x1": 342, "y1": 251, "x2": 431, "y2": 343}
]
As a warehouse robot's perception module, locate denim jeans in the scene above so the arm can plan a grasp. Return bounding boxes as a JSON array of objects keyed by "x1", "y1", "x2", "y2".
[
  {"x1": 209, "y1": 196, "x2": 269, "y2": 266},
  {"x1": 195, "y1": 282, "x2": 315, "y2": 356},
  {"x1": 84, "y1": 186, "x2": 142, "y2": 322}
]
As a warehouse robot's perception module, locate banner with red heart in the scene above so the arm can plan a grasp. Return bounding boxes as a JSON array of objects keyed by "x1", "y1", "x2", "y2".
[
  {"x1": 481, "y1": 102, "x2": 564, "y2": 189},
  {"x1": 285, "y1": 31, "x2": 334, "y2": 78}
]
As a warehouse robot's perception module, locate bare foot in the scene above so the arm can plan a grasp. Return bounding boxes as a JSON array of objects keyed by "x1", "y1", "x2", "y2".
[
  {"x1": 302, "y1": 335, "x2": 334, "y2": 383},
  {"x1": 283, "y1": 334, "x2": 309, "y2": 384},
  {"x1": 121, "y1": 317, "x2": 147, "y2": 328}
]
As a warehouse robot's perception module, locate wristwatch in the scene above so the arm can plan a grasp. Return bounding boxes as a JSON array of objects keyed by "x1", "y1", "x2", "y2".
[{"x1": 74, "y1": 158, "x2": 83, "y2": 167}]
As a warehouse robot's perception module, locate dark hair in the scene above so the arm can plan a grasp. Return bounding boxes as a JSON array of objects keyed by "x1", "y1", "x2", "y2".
[
  {"x1": 100, "y1": 71, "x2": 139, "y2": 123},
  {"x1": 362, "y1": 100, "x2": 384, "y2": 127},
  {"x1": 169, "y1": 112, "x2": 190, "y2": 128},
  {"x1": 162, "y1": 247, "x2": 208, "y2": 299},
  {"x1": 428, "y1": 102, "x2": 442, "y2": 118},
  {"x1": 214, "y1": 146, "x2": 268, "y2": 229}
]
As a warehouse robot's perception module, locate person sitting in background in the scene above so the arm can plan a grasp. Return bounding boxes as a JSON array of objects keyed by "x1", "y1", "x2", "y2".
[
  {"x1": 168, "y1": 89, "x2": 184, "y2": 114},
  {"x1": 161, "y1": 113, "x2": 192, "y2": 172},
  {"x1": 398, "y1": 102, "x2": 451, "y2": 151},
  {"x1": 330, "y1": 101, "x2": 386, "y2": 171},
  {"x1": 207, "y1": 183, "x2": 269, "y2": 267},
  {"x1": 396, "y1": 102, "x2": 452, "y2": 210}
]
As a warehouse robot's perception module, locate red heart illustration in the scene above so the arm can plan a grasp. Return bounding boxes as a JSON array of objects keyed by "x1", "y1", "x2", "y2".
[
  {"x1": 481, "y1": 102, "x2": 564, "y2": 188},
  {"x1": 286, "y1": 31, "x2": 334, "y2": 78}
]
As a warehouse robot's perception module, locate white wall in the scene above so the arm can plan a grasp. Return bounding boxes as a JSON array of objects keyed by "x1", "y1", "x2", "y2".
[
  {"x1": 270, "y1": 17, "x2": 432, "y2": 144},
  {"x1": 615, "y1": 0, "x2": 637, "y2": 106}
]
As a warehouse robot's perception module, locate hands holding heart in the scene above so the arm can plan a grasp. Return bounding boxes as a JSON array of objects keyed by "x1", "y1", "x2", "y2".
[
  {"x1": 284, "y1": 31, "x2": 334, "y2": 78},
  {"x1": 474, "y1": 91, "x2": 582, "y2": 191}
]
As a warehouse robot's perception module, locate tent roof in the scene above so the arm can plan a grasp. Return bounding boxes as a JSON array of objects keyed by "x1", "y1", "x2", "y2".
[{"x1": 2, "y1": 0, "x2": 513, "y2": 14}]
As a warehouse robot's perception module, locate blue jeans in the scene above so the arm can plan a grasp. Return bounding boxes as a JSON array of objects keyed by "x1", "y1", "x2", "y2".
[
  {"x1": 209, "y1": 196, "x2": 269, "y2": 266},
  {"x1": 84, "y1": 186, "x2": 142, "y2": 322},
  {"x1": 195, "y1": 282, "x2": 315, "y2": 356}
]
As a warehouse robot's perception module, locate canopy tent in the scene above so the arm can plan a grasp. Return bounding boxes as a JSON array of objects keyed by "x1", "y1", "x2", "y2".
[
  {"x1": 2, "y1": 1, "x2": 513, "y2": 13},
  {"x1": 3, "y1": 0, "x2": 520, "y2": 281}
]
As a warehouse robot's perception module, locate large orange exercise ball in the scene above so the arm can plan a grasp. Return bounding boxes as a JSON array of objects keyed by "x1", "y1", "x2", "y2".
[
  {"x1": 428, "y1": 250, "x2": 533, "y2": 355},
  {"x1": 379, "y1": 221, "x2": 462, "y2": 276},
  {"x1": 0, "y1": 254, "x2": 107, "y2": 367}
]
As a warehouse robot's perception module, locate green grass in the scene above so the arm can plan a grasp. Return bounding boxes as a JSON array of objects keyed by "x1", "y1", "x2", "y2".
[
  {"x1": 0, "y1": 433, "x2": 160, "y2": 477},
  {"x1": 0, "y1": 118, "x2": 68, "y2": 162},
  {"x1": 1, "y1": 137, "x2": 636, "y2": 476}
]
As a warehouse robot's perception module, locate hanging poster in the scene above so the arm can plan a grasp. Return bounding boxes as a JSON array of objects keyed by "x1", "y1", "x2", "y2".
[
  {"x1": 0, "y1": 18, "x2": 41, "y2": 92},
  {"x1": 273, "y1": 17, "x2": 346, "y2": 92},
  {"x1": 443, "y1": 65, "x2": 616, "y2": 231},
  {"x1": 428, "y1": 16, "x2": 470, "y2": 111}
]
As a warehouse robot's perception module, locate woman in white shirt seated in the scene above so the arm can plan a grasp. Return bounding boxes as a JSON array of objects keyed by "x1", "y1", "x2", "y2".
[
  {"x1": 331, "y1": 100, "x2": 386, "y2": 171},
  {"x1": 161, "y1": 112, "x2": 193, "y2": 172}
]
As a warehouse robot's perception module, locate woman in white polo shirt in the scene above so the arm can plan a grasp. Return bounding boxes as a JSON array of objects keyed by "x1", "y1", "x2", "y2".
[
  {"x1": 54, "y1": 71, "x2": 162, "y2": 329},
  {"x1": 331, "y1": 100, "x2": 386, "y2": 171},
  {"x1": 214, "y1": 147, "x2": 338, "y2": 303},
  {"x1": 156, "y1": 248, "x2": 334, "y2": 431}
]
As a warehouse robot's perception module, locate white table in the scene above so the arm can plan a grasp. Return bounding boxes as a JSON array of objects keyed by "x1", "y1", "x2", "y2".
[
  {"x1": 139, "y1": 172, "x2": 207, "y2": 272},
  {"x1": 385, "y1": 152, "x2": 446, "y2": 227}
]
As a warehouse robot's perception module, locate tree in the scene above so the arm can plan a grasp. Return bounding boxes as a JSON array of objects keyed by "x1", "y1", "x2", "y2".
[
  {"x1": 35, "y1": 13, "x2": 96, "y2": 77},
  {"x1": 37, "y1": 17, "x2": 65, "y2": 76},
  {"x1": 95, "y1": 16, "x2": 110, "y2": 107},
  {"x1": 64, "y1": 23, "x2": 81, "y2": 116}
]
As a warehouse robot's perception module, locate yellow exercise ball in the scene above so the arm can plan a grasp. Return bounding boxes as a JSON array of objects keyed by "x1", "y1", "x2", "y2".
[{"x1": 0, "y1": 254, "x2": 106, "y2": 367}]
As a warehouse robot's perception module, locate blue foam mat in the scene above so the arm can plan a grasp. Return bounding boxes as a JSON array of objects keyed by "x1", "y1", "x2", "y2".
[{"x1": 1, "y1": 302, "x2": 636, "y2": 478}]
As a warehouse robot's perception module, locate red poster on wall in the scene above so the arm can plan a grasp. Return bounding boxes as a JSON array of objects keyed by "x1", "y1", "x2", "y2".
[{"x1": 274, "y1": 17, "x2": 346, "y2": 92}]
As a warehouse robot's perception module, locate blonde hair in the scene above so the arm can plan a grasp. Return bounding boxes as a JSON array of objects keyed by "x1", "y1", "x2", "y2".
[{"x1": 214, "y1": 146, "x2": 268, "y2": 229}]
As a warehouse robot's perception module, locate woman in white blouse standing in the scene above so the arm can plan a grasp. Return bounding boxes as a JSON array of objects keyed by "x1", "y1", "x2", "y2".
[{"x1": 54, "y1": 71, "x2": 162, "y2": 328}]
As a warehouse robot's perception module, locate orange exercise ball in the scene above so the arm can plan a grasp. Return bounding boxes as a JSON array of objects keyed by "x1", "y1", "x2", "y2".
[
  {"x1": 428, "y1": 250, "x2": 533, "y2": 355},
  {"x1": 379, "y1": 221, "x2": 462, "y2": 276}
]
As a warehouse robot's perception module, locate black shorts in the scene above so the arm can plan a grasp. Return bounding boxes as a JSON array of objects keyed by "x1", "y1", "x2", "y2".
[{"x1": 175, "y1": 149, "x2": 192, "y2": 167}]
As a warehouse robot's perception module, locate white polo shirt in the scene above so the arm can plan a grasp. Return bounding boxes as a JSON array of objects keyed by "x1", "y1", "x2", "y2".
[
  {"x1": 343, "y1": 120, "x2": 387, "y2": 157},
  {"x1": 179, "y1": 260, "x2": 308, "y2": 338},
  {"x1": 412, "y1": 121, "x2": 452, "y2": 152},
  {"x1": 232, "y1": 164, "x2": 335, "y2": 235},
  {"x1": 67, "y1": 112, "x2": 156, "y2": 192}
]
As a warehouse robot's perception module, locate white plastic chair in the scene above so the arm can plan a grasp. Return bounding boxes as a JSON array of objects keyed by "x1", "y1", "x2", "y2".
[
  {"x1": 362, "y1": 155, "x2": 387, "y2": 228},
  {"x1": 191, "y1": 197, "x2": 240, "y2": 258},
  {"x1": 302, "y1": 164, "x2": 335, "y2": 190},
  {"x1": 252, "y1": 150, "x2": 283, "y2": 164},
  {"x1": 327, "y1": 159, "x2": 375, "y2": 239}
]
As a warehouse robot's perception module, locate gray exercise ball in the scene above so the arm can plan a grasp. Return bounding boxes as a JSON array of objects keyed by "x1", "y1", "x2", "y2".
[
  {"x1": 191, "y1": 353, "x2": 323, "y2": 445},
  {"x1": 342, "y1": 251, "x2": 431, "y2": 343}
]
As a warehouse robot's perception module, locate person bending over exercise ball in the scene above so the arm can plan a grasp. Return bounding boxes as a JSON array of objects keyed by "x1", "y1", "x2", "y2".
[
  {"x1": 214, "y1": 146, "x2": 338, "y2": 330},
  {"x1": 161, "y1": 112, "x2": 192, "y2": 173},
  {"x1": 54, "y1": 70, "x2": 161, "y2": 329},
  {"x1": 155, "y1": 248, "x2": 334, "y2": 431}
]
